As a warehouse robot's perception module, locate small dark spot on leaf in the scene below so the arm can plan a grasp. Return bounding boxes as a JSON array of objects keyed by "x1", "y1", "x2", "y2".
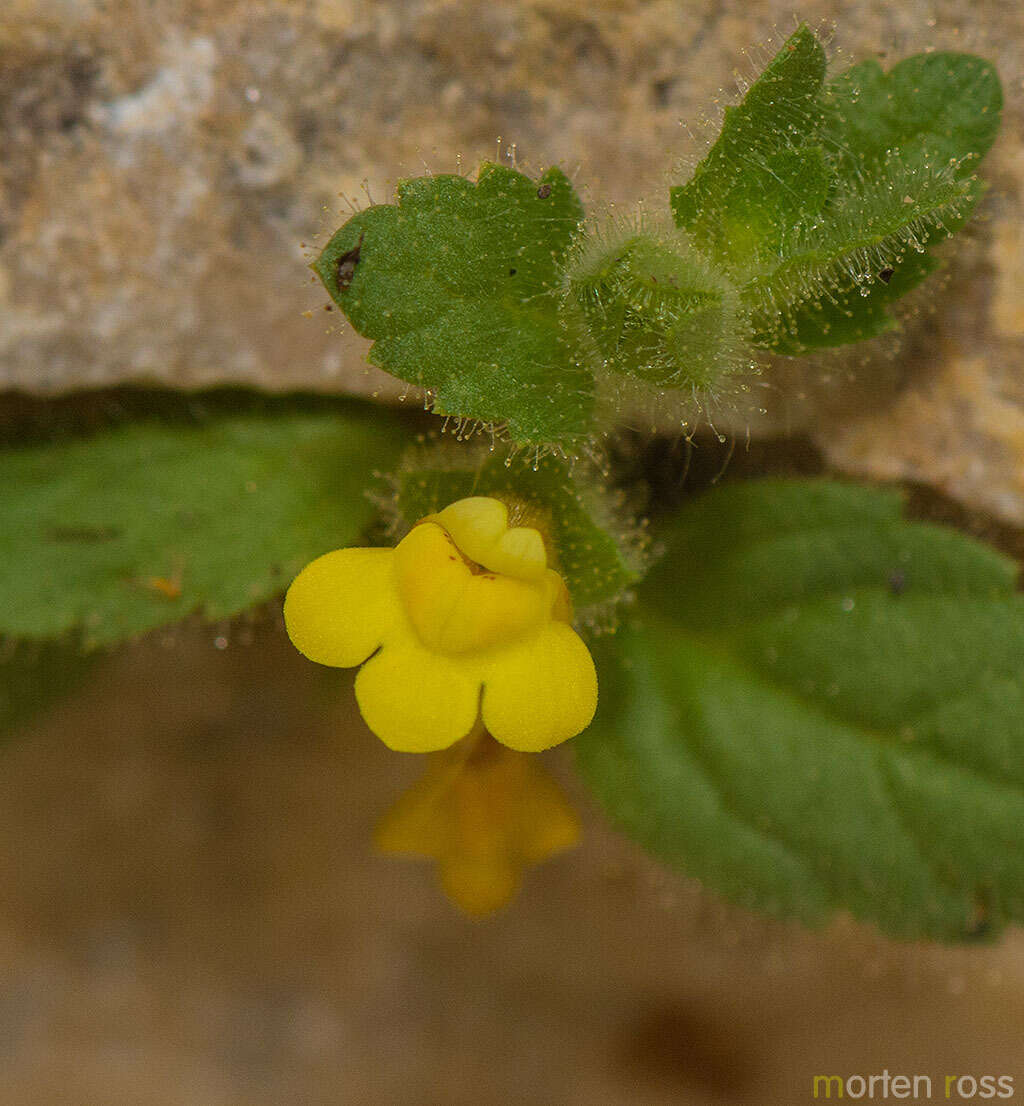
[
  {"x1": 323, "y1": 304, "x2": 333, "y2": 311},
  {"x1": 336, "y1": 231, "x2": 365, "y2": 291},
  {"x1": 536, "y1": 184, "x2": 553, "y2": 199},
  {"x1": 509, "y1": 268, "x2": 517, "y2": 276},
  {"x1": 888, "y1": 569, "x2": 906, "y2": 595},
  {"x1": 878, "y1": 267, "x2": 895, "y2": 284},
  {"x1": 47, "y1": 524, "x2": 120, "y2": 544},
  {"x1": 965, "y1": 896, "x2": 994, "y2": 941},
  {"x1": 966, "y1": 917, "x2": 994, "y2": 941}
]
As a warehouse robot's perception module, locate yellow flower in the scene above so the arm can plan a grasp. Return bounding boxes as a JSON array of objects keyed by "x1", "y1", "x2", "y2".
[
  {"x1": 374, "y1": 727, "x2": 581, "y2": 916},
  {"x1": 283, "y1": 496, "x2": 598, "y2": 752}
]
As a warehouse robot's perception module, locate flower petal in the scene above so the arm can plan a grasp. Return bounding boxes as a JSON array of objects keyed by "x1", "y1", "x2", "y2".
[
  {"x1": 395, "y1": 523, "x2": 550, "y2": 654},
  {"x1": 481, "y1": 623, "x2": 598, "y2": 752},
  {"x1": 431, "y1": 496, "x2": 547, "y2": 581},
  {"x1": 283, "y1": 548, "x2": 399, "y2": 668},
  {"x1": 373, "y1": 758, "x2": 459, "y2": 857},
  {"x1": 516, "y1": 767, "x2": 582, "y2": 862},
  {"x1": 355, "y1": 639, "x2": 481, "y2": 752},
  {"x1": 373, "y1": 733, "x2": 581, "y2": 915},
  {"x1": 489, "y1": 525, "x2": 547, "y2": 581},
  {"x1": 431, "y1": 496, "x2": 508, "y2": 564},
  {"x1": 438, "y1": 856, "x2": 521, "y2": 917}
]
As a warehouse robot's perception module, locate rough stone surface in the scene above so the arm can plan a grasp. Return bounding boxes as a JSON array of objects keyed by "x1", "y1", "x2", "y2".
[{"x1": 1, "y1": 0, "x2": 1023, "y2": 519}]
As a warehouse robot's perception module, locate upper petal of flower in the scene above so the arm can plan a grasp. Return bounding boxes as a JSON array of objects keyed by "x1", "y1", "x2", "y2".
[
  {"x1": 283, "y1": 547, "x2": 400, "y2": 668},
  {"x1": 394, "y1": 522, "x2": 551, "y2": 654},
  {"x1": 480, "y1": 622, "x2": 598, "y2": 752},
  {"x1": 429, "y1": 496, "x2": 507, "y2": 565},
  {"x1": 430, "y1": 496, "x2": 548, "y2": 581}
]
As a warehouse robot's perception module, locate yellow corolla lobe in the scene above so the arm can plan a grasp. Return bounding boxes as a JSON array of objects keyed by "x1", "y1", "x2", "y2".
[
  {"x1": 428, "y1": 496, "x2": 548, "y2": 581},
  {"x1": 283, "y1": 495, "x2": 598, "y2": 754},
  {"x1": 393, "y1": 522, "x2": 553, "y2": 654},
  {"x1": 283, "y1": 546, "x2": 399, "y2": 668},
  {"x1": 375, "y1": 731, "x2": 581, "y2": 916}
]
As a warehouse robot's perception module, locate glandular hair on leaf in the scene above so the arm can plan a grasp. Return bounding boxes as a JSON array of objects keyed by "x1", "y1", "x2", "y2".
[{"x1": 561, "y1": 216, "x2": 751, "y2": 417}]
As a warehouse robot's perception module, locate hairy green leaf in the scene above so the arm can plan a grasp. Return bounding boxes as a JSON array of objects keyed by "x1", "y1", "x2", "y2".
[
  {"x1": 670, "y1": 30, "x2": 1000, "y2": 355},
  {"x1": 670, "y1": 25, "x2": 829, "y2": 266},
  {"x1": 745, "y1": 165, "x2": 968, "y2": 351},
  {"x1": 393, "y1": 449, "x2": 642, "y2": 612},
  {"x1": 315, "y1": 164, "x2": 591, "y2": 446},
  {"x1": 822, "y1": 52, "x2": 1002, "y2": 181},
  {"x1": 749, "y1": 250, "x2": 938, "y2": 354},
  {"x1": 0, "y1": 406, "x2": 403, "y2": 646},
  {"x1": 564, "y1": 229, "x2": 746, "y2": 390},
  {"x1": 577, "y1": 479, "x2": 1024, "y2": 940},
  {"x1": 752, "y1": 51, "x2": 1002, "y2": 353}
]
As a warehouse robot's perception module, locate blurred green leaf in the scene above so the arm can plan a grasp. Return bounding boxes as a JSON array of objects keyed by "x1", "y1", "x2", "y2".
[
  {"x1": 315, "y1": 164, "x2": 592, "y2": 446},
  {"x1": 0, "y1": 405, "x2": 403, "y2": 646},
  {"x1": 577, "y1": 479, "x2": 1024, "y2": 941}
]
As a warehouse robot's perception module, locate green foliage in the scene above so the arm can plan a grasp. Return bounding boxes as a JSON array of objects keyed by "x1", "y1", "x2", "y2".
[
  {"x1": 563, "y1": 228, "x2": 746, "y2": 390},
  {"x1": 744, "y1": 170, "x2": 967, "y2": 351},
  {"x1": 315, "y1": 164, "x2": 591, "y2": 446},
  {"x1": 577, "y1": 480, "x2": 1024, "y2": 941},
  {"x1": 672, "y1": 30, "x2": 1001, "y2": 354},
  {"x1": 670, "y1": 25, "x2": 829, "y2": 267},
  {"x1": 315, "y1": 28, "x2": 1000, "y2": 445},
  {"x1": 741, "y1": 44, "x2": 1000, "y2": 352},
  {"x1": 393, "y1": 448, "x2": 641, "y2": 612},
  {"x1": 821, "y1": 52, "x2": 1003, "y2": 181},
  {"x1": 0, "y1": 23, "x2": 1012, "y2": 942},
  {"x1": 0, "y1": 406, "x2": 403, "y2": 647},
  {"x1": 2, "y1": 28, "x2": 1013, "y2": 940},
  {"x1": 750, "y1": 249, "x2": 940, "y2": 354}
]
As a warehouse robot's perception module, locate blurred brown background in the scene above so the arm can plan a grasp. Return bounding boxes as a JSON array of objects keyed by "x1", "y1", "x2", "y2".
[
  {"x1": 3, "y1": 624, "x2": 1024, "y2": 1105},
  {"x1": 2, "y1": 0, "x2": 1024, "y2": 1102}
]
